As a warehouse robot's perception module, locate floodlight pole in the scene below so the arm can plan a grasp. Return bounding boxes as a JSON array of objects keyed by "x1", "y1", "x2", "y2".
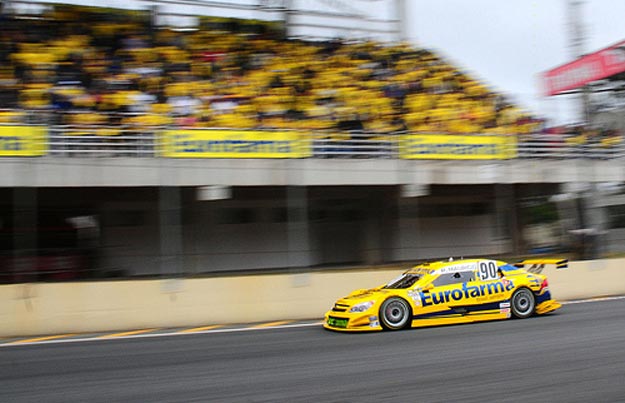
[
  {"x1": 567, "y1": 0, "x2": 603, "y2": 259},
  {"x1": 568, "y1": 0, "x2": 590, "y2": 124},
  {"x1": 396, "y1": 0, "x2": 407, "y2": 42},
  {"x1": 1, "y1": 0, "x2": 12, "y2": 15},
  {"x1": 283, "y1": 0, "x2": 292, "y2": 37}
]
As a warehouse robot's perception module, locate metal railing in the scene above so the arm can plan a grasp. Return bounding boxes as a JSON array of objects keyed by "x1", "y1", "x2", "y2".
[
  {"x1": 47, "y1": 126, "x2": 158, "y2": 158},
  {"x1": 310, "y1": 133, "x2": 397, "y2": 158},
  {"x1": 2, "y1": 120, "x2": 624, "y2": 160},
  {"x1": 516, "y1": 134, "x2": 625, "y2": 159}
]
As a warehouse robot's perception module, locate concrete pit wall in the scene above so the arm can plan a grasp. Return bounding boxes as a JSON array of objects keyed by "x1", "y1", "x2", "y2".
[{"x1": 1, "y1": 259, "x2": 624, "y2": 337}]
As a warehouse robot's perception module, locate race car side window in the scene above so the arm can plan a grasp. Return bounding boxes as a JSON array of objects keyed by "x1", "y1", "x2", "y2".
[
  {"x1": 432, "y1": 271, "x2": 476, "y2": 287},
  {"x1": 385, "y1": 273, "x2": 422, "y2": 289}
]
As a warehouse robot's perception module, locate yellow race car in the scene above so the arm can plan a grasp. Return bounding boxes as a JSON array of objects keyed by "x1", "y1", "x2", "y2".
[{"x1": 324, "y1": 258, "x2": 564, "y2": 332}]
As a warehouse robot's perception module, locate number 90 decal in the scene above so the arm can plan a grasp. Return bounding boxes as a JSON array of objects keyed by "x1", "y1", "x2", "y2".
[{"x1": 477, "y1": 261, "x2": 499, "y2": 281}]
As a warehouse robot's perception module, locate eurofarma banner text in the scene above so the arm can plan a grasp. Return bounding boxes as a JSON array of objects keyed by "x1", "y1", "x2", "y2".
[
  {"x1": 0, "y1": 126, "x2": 47, "y2": 157},
  {"x1": 160, "y1": 130, "x2": 311, "y2": 158},
  {"x1": 399, "y1": 134, "x2": 517, "y2": 160}
]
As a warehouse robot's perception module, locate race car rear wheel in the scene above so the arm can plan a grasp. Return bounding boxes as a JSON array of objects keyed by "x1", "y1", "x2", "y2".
[
  {"x1": 380, "y1": 297, "x2": 412, "y2": 330},
  {"x1": 511, "y1": 288, "x2": 535, "y2": 319}
]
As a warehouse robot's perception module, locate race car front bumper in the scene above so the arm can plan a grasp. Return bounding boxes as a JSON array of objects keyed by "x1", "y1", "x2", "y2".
[{"x1": 323, "y1": 312, "x2": 383, "y2": 332}]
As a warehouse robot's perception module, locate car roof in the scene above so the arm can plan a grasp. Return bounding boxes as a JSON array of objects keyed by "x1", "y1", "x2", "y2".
[{"x1": 405, "y1": 258, "x2": 506, "y2": 276}]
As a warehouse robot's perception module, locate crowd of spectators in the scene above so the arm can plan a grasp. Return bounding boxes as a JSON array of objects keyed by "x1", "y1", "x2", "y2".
[
  {"x1": 0, "y1": 4, "x2": 543, "y2": 139},
  {"x1": 538, "y1": 124, "x2": 623, "y2": 151}
]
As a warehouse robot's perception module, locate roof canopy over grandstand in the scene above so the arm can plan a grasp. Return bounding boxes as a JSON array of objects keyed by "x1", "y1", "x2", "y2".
[{"x1": 2, "y1": 0, "x2": 403, "y2": 41}]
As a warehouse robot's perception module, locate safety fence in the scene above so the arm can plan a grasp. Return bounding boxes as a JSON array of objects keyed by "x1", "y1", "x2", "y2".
[{"x1": 1, "y1": 123, "x2": 624, "y2": 160}]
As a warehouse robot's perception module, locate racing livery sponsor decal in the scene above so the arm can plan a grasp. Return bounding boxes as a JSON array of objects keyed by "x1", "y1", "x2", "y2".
[
  {"x1": 432, "y1": 260, "x2": 499, "y2": 280},
  {"x1": 327, "y1": 317, "x2": 348, "y2": 328},
  {"x1": 407, "y1": 290, "x2": 422, "y2": 306},
  {"x1": 434, "y1": 262, "x2": 477, "y2": 275},
  {"x1": 412, "y1": 301, "x2": 506, "y2": 319},
  {"x1": 476, "y1": 260, "x2": 499, "y2": 281},
  {"x1": 420, "y1": 280, "x2": 514, "y2": 307}
]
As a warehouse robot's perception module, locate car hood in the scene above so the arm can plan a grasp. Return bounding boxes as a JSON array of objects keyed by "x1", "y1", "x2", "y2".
[{"x1": 338, "y1": 288, "x2": 392, "y2": 304}]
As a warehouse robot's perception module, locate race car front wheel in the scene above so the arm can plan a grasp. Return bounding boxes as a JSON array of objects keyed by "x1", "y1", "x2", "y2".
[
  {"x1": 380, "y1": 297, "x2": 412, "y2": 330},
  {"x1": 511, "y1": 288, "x2": 535, "y2": 319}
]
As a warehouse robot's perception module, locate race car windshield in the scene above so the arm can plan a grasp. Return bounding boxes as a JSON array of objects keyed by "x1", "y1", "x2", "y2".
[{"x1": 384, "y1": 273, "x2": 421, "y2": 289}]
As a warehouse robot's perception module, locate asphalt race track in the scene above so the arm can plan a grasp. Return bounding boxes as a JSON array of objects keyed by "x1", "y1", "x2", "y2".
[{"x1": 2, "y1": 299, "x2": 625, "y2": 403}]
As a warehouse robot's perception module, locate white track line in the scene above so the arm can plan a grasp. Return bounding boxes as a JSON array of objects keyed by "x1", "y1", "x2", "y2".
[
  {"x1": 3, "y1": 295, "x2": 625, "y2": 348},
  {"x1": 561, "y1": 295, "x2": 625, "y2": 305},
  {"x1": 0, "y1": 322, "x2": 323, "y2": 348}
]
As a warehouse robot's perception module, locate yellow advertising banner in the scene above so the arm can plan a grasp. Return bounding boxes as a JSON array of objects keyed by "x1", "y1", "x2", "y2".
[
  {"x1": 160, "y1": 130, "x2": 311, "y2": 158},
  {"x1": 0, "y1": 125, "x2": 47, "y2": 157},
  {"x1": 399, "y1": 134, "x2": 517, "y2": 160}
]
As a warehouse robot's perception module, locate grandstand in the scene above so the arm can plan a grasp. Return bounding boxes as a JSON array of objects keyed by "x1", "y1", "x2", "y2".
[
  {"x1": 1, "y1": 1, "x2": 623, "y2": 283},
  {"x1": 0, "y1": 2, "x2": 539, "y2": 136}
]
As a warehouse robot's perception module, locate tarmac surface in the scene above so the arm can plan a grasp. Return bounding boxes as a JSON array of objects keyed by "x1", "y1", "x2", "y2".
[{"x1": 2, "y1": 298, "x2": 625, "y2": 402}]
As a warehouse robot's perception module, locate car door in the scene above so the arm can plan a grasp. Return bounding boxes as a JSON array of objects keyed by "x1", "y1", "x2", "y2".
[
  {"x1": 463, "y1": 260, "x2": 512, "y2": 318},
  {"x1": 410, "y1": 270, "x2": 476, "y2": 326}
]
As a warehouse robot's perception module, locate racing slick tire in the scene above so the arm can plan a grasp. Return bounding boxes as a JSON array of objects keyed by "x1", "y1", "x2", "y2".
[
  {"x1": 511, "y1": 287, "x2": 536, "y2": 319},
  {"x1": 380, "y1": 297, "x2": 412, "y2": 330}
]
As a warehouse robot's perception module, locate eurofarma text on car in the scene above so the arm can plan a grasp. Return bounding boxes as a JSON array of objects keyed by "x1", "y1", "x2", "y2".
[{"x1": 324, "y1": 258, "x2": 564, "y2": 331}]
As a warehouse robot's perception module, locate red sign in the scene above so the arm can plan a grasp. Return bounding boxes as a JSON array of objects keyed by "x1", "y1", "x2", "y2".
[{"x1": 543, "y1": 39, "x2": 625, "y2": 96}]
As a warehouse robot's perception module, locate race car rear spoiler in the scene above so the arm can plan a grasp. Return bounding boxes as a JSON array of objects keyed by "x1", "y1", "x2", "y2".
[{"x1": 514, "y1": 259, "x2": 568, "y2": 272}]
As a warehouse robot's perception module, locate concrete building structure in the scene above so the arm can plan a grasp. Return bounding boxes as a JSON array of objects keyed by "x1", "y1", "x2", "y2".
[{"x1": 2, "y1": 156, "x2": 624, "y2": 279}]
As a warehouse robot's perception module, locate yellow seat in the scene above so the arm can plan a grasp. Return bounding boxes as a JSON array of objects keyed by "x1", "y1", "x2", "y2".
[
  {"x1": 66, "y1": 129, "x2": 89, "y2": 136},
  {"x1": 566, "y1": 134, "x2": 587, "y2": 146},
  {"x1": 0, "y1": 111, "x2": 25, "y2": 123},
  {"x1": 151, "y1": 103, "x2": 172, "y2": 115},
  {"x1": 125, "y1": 114, "x2": 173, "y2": 127},
  {"x1": 71, "y1": 113, "x2": 107, "y2": 126},
  {"x1": 601, "y1": 136, "x2": 621, "y2": 148},
  {"x1": 96, "y1": 128, "x2": 122, "y2": 137}
]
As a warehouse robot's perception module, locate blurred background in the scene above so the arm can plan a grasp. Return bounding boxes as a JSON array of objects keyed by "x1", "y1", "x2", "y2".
[{"x1": 2, "y1": 0, "x2": 625, "y2": 284}]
